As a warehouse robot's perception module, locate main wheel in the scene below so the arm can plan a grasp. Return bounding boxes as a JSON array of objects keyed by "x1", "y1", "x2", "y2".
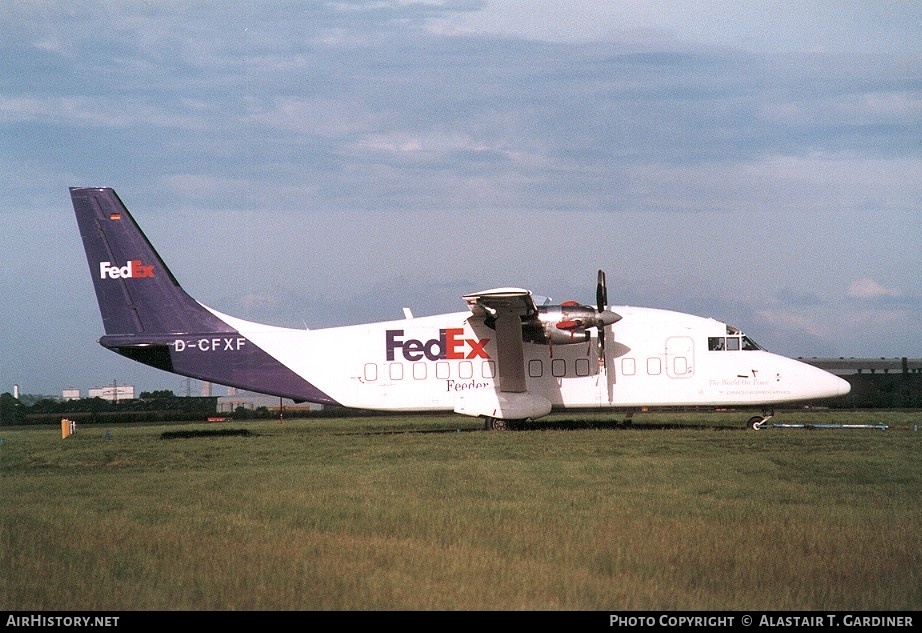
[{"x1": 486, "y1": 417, "x2": 509, "y2": 431}]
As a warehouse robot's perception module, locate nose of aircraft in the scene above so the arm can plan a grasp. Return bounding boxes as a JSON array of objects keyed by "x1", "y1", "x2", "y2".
[
  {"x1": 793, "y1": 360, "x2": 852, "y2": 400},
  {"x1": 834, "y1": 374, "x2": 852, "y2": 397},
  {"x1": 814, "y1": 367, "x2": 851, "y2": 399}
]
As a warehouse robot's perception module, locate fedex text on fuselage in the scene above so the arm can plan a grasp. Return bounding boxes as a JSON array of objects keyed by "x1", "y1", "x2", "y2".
[{"x1": 386, "y1": 328, "x2": 490, "y2": 362}]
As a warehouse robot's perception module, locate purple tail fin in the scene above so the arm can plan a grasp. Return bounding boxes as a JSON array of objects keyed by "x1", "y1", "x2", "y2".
[
  {"x1": 71, "y1": 187, "x2": 232, "y2": 336},
  {"x1": 70, "y1": 187, "x2": 337, "y2": 405}
]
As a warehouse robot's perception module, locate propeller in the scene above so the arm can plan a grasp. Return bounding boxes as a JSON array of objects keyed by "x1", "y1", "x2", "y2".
[{"x1": 594, "y1": 270, "x2": 620, "y2": 369}]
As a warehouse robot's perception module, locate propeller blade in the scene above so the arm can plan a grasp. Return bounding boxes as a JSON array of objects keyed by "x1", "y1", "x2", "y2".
[
  {"x1": 594, "y1": 270, "x2": 621, "y2": 370},
  {"x1": 596, "y1": 269, "x2": 607, "y2": 312}
]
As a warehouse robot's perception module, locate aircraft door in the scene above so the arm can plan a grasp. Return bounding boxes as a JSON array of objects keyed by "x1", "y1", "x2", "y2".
[{"x1": 666, "y1": 336, "x2": 694, "y2": 378}]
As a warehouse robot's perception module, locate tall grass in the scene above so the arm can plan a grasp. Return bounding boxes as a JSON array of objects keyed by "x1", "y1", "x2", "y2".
[{"x1": 1, "y1": 410, "x2": 920, "y2": 610}]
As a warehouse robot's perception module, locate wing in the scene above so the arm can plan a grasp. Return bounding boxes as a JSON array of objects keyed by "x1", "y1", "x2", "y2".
[
  {"x1": 462, "y1": 287, "x2": 537, "y2": 321},
  {"x1": 462, "y1": 288, "x2": 537, "y2": 393}
]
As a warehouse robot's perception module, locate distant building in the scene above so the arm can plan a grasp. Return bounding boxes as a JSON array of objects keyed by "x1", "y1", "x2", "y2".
[
  {"x1": 88, "y1": 385, "x2": 135, "y2": 401},
  {"x1": 63, "y1": 388, "x2": 81, "y2": 400},
  {"x1": 217, "y1": 391, "x2": 323, "y2": 414},
  {"x1": 799, "y1": 357, "x2": 922, "y2": 375}
]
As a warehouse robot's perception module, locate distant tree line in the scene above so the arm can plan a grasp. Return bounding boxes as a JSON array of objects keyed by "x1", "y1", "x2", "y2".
[
  {"x1": 1, "y1": 391, "x2": 220, "y2": 426},
  {"x1": 0, "y1": 392, "x2": 25, "y2": 426}
]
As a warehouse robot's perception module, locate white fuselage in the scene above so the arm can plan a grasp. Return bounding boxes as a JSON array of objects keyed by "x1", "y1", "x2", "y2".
[{"x1": 211, "y1": 305, "x2": 850, "y2": 414}]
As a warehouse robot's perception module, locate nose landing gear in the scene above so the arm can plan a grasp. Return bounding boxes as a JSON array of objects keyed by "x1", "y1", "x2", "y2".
[{"x1": 747, "y1": 409, "x2": 775, "y2": 430}]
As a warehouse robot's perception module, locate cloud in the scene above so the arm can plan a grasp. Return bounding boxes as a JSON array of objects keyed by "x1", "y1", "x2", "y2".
[
  {"x1": 0, "y1": 95, "x2": 213, "y2": 130},
  {"x1": 775, "y1": 287, "x2": 822, "y2": 307},
  {"x1": 847, "y1": 278, "x2": 902, "y2": 299},
  {"x1": 755, "y1": 309, "x2": 830, "y2": 341},
  {"x1": 252, "y1": 97, "x2": 384, "y2": 137},
  {"x1": 240, "y1": 289, "x2": 284, "y2": 314},
  {"x1": 162, "y1": 174, "x2": 253, "y2": 201}
]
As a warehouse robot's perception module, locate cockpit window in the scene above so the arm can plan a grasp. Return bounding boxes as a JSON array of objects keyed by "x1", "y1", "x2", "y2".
[{"x1": 709, "y1": 334, "x2": 764, "y2": 352}]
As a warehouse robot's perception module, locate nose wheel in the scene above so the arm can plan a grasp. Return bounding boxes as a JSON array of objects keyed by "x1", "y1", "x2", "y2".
[{"x1": 747, "y1": 410, "x2": 774, "y2": 430}]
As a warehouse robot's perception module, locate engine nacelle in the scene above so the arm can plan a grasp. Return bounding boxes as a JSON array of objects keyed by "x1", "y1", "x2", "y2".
[{"x1": 521, "y1": 303, "x2": 599, "y2": 345}]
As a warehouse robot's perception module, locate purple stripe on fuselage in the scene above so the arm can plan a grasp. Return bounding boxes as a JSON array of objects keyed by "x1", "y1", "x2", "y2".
[{"x1": 100, "y1": 333, "x2": 339, "y2": 405}]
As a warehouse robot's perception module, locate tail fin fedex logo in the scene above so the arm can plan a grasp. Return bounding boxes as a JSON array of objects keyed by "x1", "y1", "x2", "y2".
[{"x1": 99, "y1": 260, "x2": 155, "y2": 279}]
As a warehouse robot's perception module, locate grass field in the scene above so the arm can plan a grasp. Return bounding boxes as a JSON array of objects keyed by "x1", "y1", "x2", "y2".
[{"x1": 1, "y1": 410, "x2": 920, "y2": 611}]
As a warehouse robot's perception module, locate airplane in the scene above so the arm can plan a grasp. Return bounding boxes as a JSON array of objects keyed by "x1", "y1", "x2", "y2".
[{"x1": 70, "y1": 187, "x2": 851, "y2": 430}]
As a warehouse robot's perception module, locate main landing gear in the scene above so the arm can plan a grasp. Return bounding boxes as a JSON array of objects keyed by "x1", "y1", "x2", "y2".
[
  {"x1": 484, "y1": 417, "x2": 526, "y2": 431},
  {"x1": 747, "y1": 409, "x2": 775, "y2": 430}
]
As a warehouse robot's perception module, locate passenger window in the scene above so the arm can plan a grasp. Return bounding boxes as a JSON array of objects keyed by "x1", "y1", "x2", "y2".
[
  {"x1": 575, "y1": 358, "x2": 590, "y2": 377},
  {"x1": 459, "y1": 361, "x2": 473, "y2": 379},
  {"x1": 674, "y1": 356, "x2": 687, "y2": 374},
  {"x1": 647, "y1": 357, "x2": 662, "y2": 375},
  {"x1": 528, "y1": 359, "x2": 543, "y2": 377},
  {"x1": 389, "y1": 363, "x2": 403, "y2": 380},
  {"x1": 413, "y1": 362, "x2": 427, "y2": 380},
  {"x1": 552, "y1": 358, "x2": 566, "y2": 377}
]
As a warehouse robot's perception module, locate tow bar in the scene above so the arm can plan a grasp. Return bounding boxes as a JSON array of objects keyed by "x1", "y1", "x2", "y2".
[{"x1": 757, "y1": 422, "x2": 888, "y2": 430}]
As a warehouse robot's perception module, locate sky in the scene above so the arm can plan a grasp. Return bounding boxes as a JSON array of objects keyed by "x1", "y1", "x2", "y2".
[{"x1": 1, "y1": 1, "x2": 920, "y2": 398}]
